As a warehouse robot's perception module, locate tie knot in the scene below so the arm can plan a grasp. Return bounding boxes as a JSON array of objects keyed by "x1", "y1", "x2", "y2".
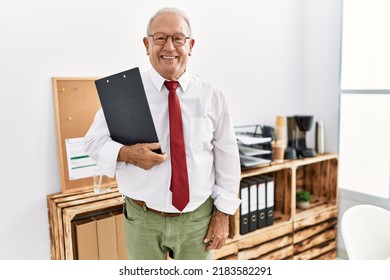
[{"x1": 164, "y1": 80, "x2": 179, "y2": 91}]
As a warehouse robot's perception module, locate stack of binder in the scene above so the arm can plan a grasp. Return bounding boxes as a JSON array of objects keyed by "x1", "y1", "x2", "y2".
[{"x1": 239, "y1": 175, "x2": 274, "y2": 235}]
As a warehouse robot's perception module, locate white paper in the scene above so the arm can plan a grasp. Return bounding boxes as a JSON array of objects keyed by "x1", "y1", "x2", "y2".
[
  {"x1": 65, "y1": 137, "x2": 96, "y2": 180},
  {"x1": 240, "y1": 155, "x2": 271, "y2": 167},
  {"x1": 238, "y1": 145, "x2": 272, "y2": 156},
  {"x1": 236, "y1": 134, "x2": 271, "y2": 145}
]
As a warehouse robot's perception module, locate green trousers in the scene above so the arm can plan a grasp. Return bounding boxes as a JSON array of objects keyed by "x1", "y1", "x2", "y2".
[{"x1": 124, "y1": 196, "x2": 213, "y2": 260}]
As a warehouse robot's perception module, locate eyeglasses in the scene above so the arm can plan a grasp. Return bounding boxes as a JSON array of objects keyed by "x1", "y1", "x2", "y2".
[{"x1": 148, "y1": 32, "x2": 190, "y2": 47}]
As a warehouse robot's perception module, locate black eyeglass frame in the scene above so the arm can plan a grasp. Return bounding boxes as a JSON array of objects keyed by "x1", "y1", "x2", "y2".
[{"x1": 148, "y1": 32, "x2": 190, "y2": 47}]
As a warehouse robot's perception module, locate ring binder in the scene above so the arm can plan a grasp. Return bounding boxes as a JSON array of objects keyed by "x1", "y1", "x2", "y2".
[{"x1": 239, "y1": 181, "x2": 250, "y2": 235}]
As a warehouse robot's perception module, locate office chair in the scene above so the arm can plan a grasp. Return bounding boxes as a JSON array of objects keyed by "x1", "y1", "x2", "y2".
[{"x1": 341, "y1": 204, "x2": 390, "y2": 260}]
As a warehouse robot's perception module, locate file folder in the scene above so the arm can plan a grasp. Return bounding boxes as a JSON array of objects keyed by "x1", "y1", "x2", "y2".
[
  {"x1": 239, "y1": 181, "x2": 250, "y2": 235},
  {"x1": 95, "y1": 67, "x2": 162, "y2": 154},
  {"x1": 259, "y1": 175, "x2": 275, "y2": 226},
  {"x1": 241, "y1": 178, "x2": 258, "y2": 232},
  {"x1": 251, "y1": 176, "x2": 266, "y2": 229}
]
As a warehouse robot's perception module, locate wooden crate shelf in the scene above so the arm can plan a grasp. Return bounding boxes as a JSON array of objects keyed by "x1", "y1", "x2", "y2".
[
  {"x1": 216, "y1": 153, "x2": 339, "y2": 260},
  {"x1": 294, "y1": 227, "x2": 337, "y2": 254},
  {"x1": 294, "y1": 207, "x2": 338, "y2": 230},
  {"x1": 47, "y1": 187, "x2": 123, "y2": 260},
  {"x1": 293, "y1": 240, "x2": 337, "y2": 260},
  {"x1": 237, "y1": 221, "x2": 293, "y2": 250},
  {"x1": 211, "y1": 239, "x2": 238, "y2": 260},
  {"x1": 292, "y1": 207, "x2": 338, "y2": 260},
  {"x1": 238, "y1": 234, "x2": 293, "y2": 260},
  {"x1": 254, "y1": 244, "x2": 294, "y2": 260}
]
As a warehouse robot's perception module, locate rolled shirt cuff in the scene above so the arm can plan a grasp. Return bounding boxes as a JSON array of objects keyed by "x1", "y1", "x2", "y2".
[{"x1": 97, "y1": 140, "x2": 124, "y2": 178}]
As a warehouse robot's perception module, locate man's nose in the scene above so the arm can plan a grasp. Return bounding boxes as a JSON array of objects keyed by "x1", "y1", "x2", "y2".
[{"x1": 163, "y1": 36, "x2": 176, "y2": 50}]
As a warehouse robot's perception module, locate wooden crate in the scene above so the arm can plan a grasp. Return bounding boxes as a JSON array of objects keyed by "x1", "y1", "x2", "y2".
[
  {"x1": 235, "y1": 222, "x2": 293, "y2": 260},
  {"x1": 234, "y1": 154, "x2": 338, "y2": 260},
  {"x1": 293, "y1": 240, "x2": 337, "y2": 260},
  {"x1": 314, "y1": 249, "x2": 338, "y2": 260},
  {"x1": 293, "y1": 208, "x2": 338, "y2": 260},
  {"x1": 295, "y1": 157, "x2": 338, "y2": 208},
  {"x1": 237, "y1": 221, "x2": 292, "y2": 249},
  {"x1": 212, "y1": 239, "x2": 238, "y2": 260},
  {"x1": 254, "y1": 244, "x2": 294, "y2": 260},
  {"x1": 238, "y1": 234, "x2": 293, "y2": 260},
  {"x1": 47, "y1": 187, "x2": 123, "y2": 259},
  {"x1": 231, "y1": 166, "x2": 293, "y2": 239},
  {"x1": 218, "y1": 254, "x2": 238, "y2": 260}
]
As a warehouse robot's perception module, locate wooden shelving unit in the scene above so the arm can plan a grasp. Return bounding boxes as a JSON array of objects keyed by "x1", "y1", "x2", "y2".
[{"x1": 212, "y1": 153, "x2": 338, "y2": 260}]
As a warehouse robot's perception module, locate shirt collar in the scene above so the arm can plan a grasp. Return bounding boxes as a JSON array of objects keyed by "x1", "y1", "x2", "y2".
[{"x1": 149, "y1": 67, "x2": 189, "y2": 93}]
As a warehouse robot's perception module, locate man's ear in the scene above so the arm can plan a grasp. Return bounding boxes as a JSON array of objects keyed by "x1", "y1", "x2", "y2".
[
  {"x1": 188, "y1": 38, "x2": 195, "y2": 56},
  {"x1": 143, "y1": 37, "x2": 150, "y2": 55}
]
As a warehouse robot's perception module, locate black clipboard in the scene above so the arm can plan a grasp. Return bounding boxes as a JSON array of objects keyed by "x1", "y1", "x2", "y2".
[{"x1": 95, "y1": 67, "x2": 162, "y2": 154}]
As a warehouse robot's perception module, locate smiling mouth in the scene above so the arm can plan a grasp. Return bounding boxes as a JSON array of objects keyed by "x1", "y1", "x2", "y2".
[{"x1": 161, "y1": 55, "x2": 178, "y2": 60}]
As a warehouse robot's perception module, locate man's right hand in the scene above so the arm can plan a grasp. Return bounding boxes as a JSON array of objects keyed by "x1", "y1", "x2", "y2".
[{"x1": 118, "y1": 143, "x2": 168, "y2": 170}]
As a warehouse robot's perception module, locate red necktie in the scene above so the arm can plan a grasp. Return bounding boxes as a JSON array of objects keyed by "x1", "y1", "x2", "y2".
[{"x1": 164, "y1": 81, "x2": 190, "y2": 211}]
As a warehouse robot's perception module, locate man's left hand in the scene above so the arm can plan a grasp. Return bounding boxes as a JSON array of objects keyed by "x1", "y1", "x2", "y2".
[{"x1": 203, "y1": 211, "x2": 229, "y2": 250}]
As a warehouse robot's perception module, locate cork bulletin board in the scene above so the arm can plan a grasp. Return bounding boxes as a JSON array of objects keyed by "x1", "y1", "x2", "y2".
[{"x1": 52, "y1": 78, "x2": 116, "y2": 193}]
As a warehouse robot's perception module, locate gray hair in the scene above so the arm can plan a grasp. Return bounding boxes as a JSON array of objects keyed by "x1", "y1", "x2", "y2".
[{"x1": 146, "y1": 7, "x2": 193, "y2": 37}]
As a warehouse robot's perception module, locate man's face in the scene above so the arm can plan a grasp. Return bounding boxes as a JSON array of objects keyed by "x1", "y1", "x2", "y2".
[{"x1": 143, "y1": 12, "x2": 195, "y2": 81}]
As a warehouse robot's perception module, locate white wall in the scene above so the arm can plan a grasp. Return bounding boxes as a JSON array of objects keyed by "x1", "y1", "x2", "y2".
[
  {"x1": 0, "y1": 0, "x2": 342, "y2": 259},
  {"x1": 302, "y1": 0, "x2": 344, "y2": 256},
  {"x1": 303, "y1": 0, "x2": 342, "y2": 153}
]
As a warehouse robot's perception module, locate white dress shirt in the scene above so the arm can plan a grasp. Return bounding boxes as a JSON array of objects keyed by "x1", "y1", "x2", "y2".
[{"x1": 83, "y1": 68, "x2": 241, "y2": 214}]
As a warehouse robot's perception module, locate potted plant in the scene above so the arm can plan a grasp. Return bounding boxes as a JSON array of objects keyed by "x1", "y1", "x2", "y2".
[{"x1": 296, "y1": 189, "x2": 311, "y2": 209}]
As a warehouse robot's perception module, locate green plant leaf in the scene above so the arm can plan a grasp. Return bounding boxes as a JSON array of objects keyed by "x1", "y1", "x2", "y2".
[{"x1": 296, "y1": 189, "x2": 312, "y2": 202}]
